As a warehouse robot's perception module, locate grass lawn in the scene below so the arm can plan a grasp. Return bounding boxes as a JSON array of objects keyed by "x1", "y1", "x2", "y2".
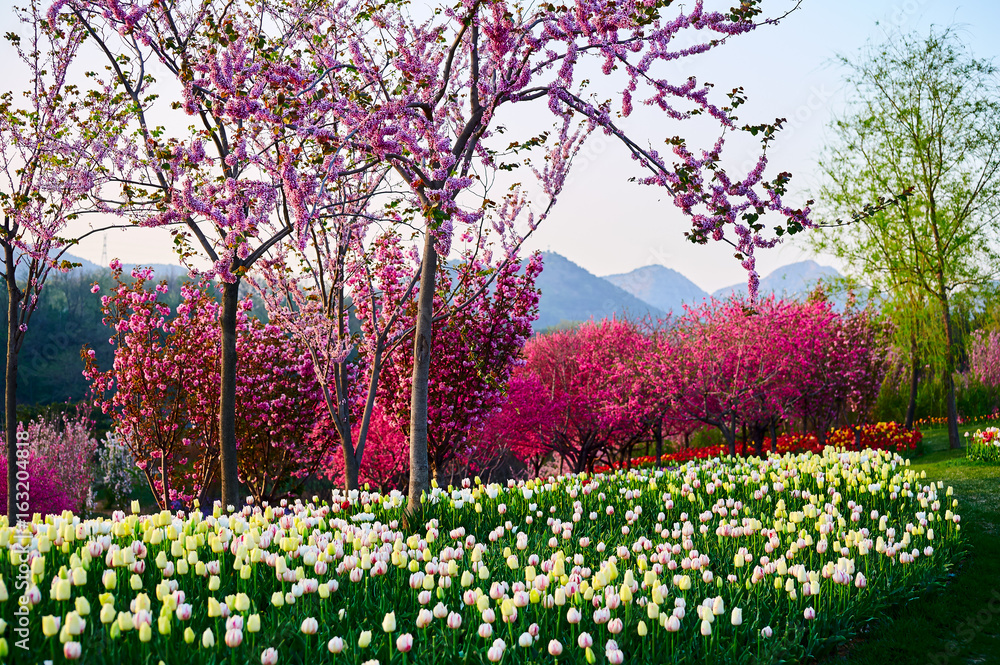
[{"x1": 833, "y1": 424, "x2": 1000, "y2": 665}]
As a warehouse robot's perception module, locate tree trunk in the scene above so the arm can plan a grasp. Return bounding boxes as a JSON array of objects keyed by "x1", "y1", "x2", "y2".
[
  {"x1": 218, "y1": 279, "x2": 241, "y2": 508},
  {"x1": 939, "y1": 289, "x2": 961, "y2": 449},
  {"x1": 769, "y1": 420, "x2": 778, "y2": 454},
  {"x1": 406, "y1": 229, "x2": 436, "y2": 514},
  {"x1": 342, "y1": 442, "x2": 360, "y2": 492},
  {"x1": 905, "y1": 352, "x2": 920, "y2": 430},
  {"x1": 5, "y1": 272, "x2": 21, "y2": 518},
  {"x1": 721, "y1": 426, "x2": 736, "y2": 458},
  {"x1": 160, "y1": 450, "x2": 170, "y2": 510},
  {"x1": 653, "y1": 421, "x2": 663, "y2": 468}
]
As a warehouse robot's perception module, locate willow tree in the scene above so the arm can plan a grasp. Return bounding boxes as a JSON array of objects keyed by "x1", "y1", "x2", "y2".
[{"x1": 811, "y1": 28, "x2": 1000, "y2": 448}]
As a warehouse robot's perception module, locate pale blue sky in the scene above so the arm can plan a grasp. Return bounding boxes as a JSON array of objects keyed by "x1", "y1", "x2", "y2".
[{"x1": 3, "y1": 0, "x2": 998, "y2": 291}]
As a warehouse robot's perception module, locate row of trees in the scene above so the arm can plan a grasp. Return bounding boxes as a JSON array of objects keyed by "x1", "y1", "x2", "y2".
[
  {"x1": 5, "y1": 0, "x2": 818, "y2": 515},
  {"x1": 84, "y1": 277, "x2": 891, "y2": 503},
  {"x1": 466, "y1": 294, "x2": 892, "y2": 476}
]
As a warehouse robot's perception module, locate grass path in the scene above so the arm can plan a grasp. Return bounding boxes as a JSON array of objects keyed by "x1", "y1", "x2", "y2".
[{"x1": 833, "y1": 426, "x2": 1000, "y2": 665}]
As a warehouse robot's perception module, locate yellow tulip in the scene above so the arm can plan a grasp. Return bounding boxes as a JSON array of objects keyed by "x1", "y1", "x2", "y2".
[
  {"x1": 53, "y1": 578, "x2": 71, "y2": 601},
  {"x1": 116, "y1": 612, "x2": 133, "y2": 632},
  {"x1": 42, "y1": 616, "x2": 60, "y2": 637}
]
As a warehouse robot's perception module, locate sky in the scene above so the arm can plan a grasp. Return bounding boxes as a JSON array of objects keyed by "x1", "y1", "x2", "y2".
[{"x1": 3, "y1": 0, "x2": 999, "y2": 292}]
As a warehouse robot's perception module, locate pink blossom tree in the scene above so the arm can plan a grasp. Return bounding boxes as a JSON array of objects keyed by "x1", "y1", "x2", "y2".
[
  {"x1": 661, "y1": 297, "x2": 789, "y2": 456},
  {"x1": 1, "y1": 2, "x2": 130, "y2": 515},
  {"x1": 523, "y1": 319, "x2": 650, "y2": 473},
  {"x1": 55, "y1": 0, "x2": 359, "y2": 506},
  {"x1": 0, "y1": 407, "x2": 97, "y2": 516},
  {"x1": 363, "y1": 234, "x2": 541, "y2": 485},
  {"x1": 969, "y1": 328, "x2": 1000, "y2": 389},
  {"x1": 466, "y1": 369, "x2": 563, "y2": 480},
  {"x1": 285, "y1": 0, "x2": 816, "y2": 512},
  {"x1": 84, "y1": 264, "x2": 332, "y2": 507}
]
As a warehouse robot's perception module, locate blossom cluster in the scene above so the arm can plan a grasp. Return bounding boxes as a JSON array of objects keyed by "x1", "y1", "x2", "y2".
[
  {"x1": 0, "y1": 447, "x2": 961, "y2": 664},
  {"x1": 965, "y1": 427, "x2": 1000, "y2": 463}
]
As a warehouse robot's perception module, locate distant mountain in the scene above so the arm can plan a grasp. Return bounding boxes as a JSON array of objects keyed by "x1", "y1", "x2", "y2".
[
  {"x1": 14, "y1": 251, "x2": 189, "y2": 281},
  {"x1": 535, "y1": 252, "x2": 665, "y2": 331},
  {"x1": 603, "y1": 265, "x2": 708, "y2": 316},
  {"x1": 66, "y1": 252, "x2": 189, "y2": 279},
  {"x1": 712, "y1": 260, "x2": 841, "y2": 301}
]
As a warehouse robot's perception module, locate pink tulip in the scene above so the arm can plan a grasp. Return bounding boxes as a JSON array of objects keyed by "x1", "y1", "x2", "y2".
[
  {"x1": 225, "y1": 628, "x2": 244, "y2": 648},
  {"x1": 548, "y1": 640, "x2": 563, "y2": 656},
  {"x1": 64, "y1": 642, "x2": 82, "y2": 660},
  {"x1": 396, "y1": 633, "x2": 413, "y2": 653},
  {"x1": 260, "y1": 648, "x2": 279, "y2": 665}
]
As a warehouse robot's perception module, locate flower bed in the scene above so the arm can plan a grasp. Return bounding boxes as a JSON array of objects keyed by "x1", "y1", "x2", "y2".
[
  {"x1": 0, "y1": 448, "x2": 960, "y2": 664},
  {"x1": 597, "y1": 423, "x2": 921, "y2": 473},
  {"x1": 965, "y1": 427, "x2": 1000, "y2": 463}
]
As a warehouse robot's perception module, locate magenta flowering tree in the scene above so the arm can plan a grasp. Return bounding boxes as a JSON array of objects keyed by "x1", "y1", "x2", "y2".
[
  {"x1": 362, "y1": 234, "x2": 542, "y2": 485},
  {"x1": 1, "y1": 2, "x2": 131, "y2": 515},
  {"x1": 84, "y1": 264, "x2": 332, "y2": 507},
  {"x1": 522, "y1": 319, "x2": 650, "y2": 473},
  {"x1": 661, "y1": 297, "x2": 788, "y2": 456},
  {"x1": 836, "y1": 302, "x2": 893, "y2": 444},
  {"x1": 0, "y1": 407, "x2": 98, "y2": 516},
  {"x1": 465, "y1": 369, "x2": 563, "y2": 480}
]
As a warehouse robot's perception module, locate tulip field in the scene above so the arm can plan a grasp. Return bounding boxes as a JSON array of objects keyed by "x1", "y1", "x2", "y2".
[{"x1": 0, "y1": 447, "x2": 962, "y2": 664}]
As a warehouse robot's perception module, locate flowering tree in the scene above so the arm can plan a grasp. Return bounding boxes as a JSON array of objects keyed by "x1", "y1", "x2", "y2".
[
  {"x1": 523, "y1": 319, "x2": 649, "y2": 473},
  {"x1": 280, "y1": 0, "x2": 816, "y2": 512},
  {"x1": 55, "y1": 0, "x2": 357, "y2": 506},
  {"x1": 324, "y1": 404, "x2": 408, "y2": 493},
  {"x1": 662, "y1": 298, "x2": 788, "y2": 456},
  {"x1": 83, "y1": 264, "x2": 223, "y2": 508},
  {"x1": 364, "y1": 235, "x2": 541, "y2": 485},
  {"x1": 466, "y1": 370, "x2": 562, "y2": 480},
  {"x1": 59, "y1": 0, "x2": 817, "y2": 512},
  {"x1": 0, "y1": 406, "x2": 97, "y2": 516},
  {"x1": 836, "y1": 303, "x2": 893, "y2": 445},
  {"x1": 1, "y1": 2, "x2": 130, "y2": 516},
  {"x1": 970, "y1": 329, "x2": 1000, "y2": 389},
  {"x1": 84, "y1": 264, "x2": 332, "y2": 507}
]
